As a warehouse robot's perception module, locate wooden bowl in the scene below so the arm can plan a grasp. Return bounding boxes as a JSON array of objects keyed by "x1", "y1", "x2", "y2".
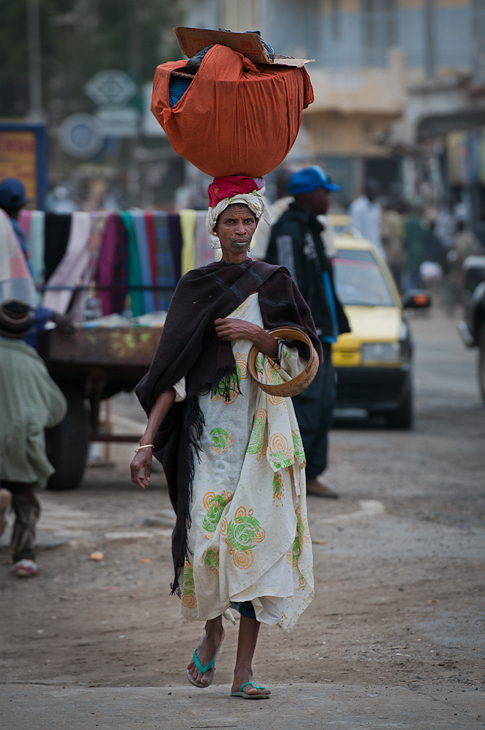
[{"x1": 248, "y1": 327, "x2": 320, "y2": 397}]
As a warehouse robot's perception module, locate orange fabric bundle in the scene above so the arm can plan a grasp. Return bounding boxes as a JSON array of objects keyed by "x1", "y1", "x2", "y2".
[{"x1": 151, "y1": 45, "x2": 314, "y2": 178}]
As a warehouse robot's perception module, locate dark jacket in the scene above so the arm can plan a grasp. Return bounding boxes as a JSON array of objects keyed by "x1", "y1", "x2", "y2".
[{"x1": 265, "y1": 202, "x2": 350, "y2": 339}]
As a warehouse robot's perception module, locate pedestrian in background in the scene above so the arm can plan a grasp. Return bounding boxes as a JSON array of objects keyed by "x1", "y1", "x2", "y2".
[
  {"x1": 403, "y1": 203, "x2": 428, "y2": 290},
  {"x1": 0, "y1": 301, "x2": 67, "y2": 577},
  {"x1": 265, "y1": 166, "x2": 350, "y2": 498},
  {"x1": 0, "y1": 178, "x2": 35, "y2": 276},
  {"x1": 443, "y1": 220, "x2": 481, "y2": 311},
  {"x1": 381, "y1": 199, "x2": 405, "y2": 291},
  {"x1": 46, "y1": 185, "x2": 78, "y2": 214},
  {"x1": 423, "y1": 210, "x2": 446, "y2": 268},
  {"x1": 349, "y1": 179, "x2": 384, "y2": 256}
]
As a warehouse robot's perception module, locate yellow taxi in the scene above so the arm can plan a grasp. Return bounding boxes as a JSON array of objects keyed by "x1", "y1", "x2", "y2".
[{"x1": 330, "y1": 226, "x2": 429, "y2": 429}]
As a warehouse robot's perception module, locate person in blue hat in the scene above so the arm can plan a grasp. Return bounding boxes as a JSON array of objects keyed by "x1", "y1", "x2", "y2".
[
  {"x1": 0, "y1": 178, "x2": 34, "y2": 275},
  {"x1": 265, "y1": 166, "x2": 350, "y2": 498},
  {"x1": 0, "y1": 178, "x2": 74, "y2": 348}
]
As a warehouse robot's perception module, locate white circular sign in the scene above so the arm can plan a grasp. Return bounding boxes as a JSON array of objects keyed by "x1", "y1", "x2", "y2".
[{"x1": 58, "y1": 114, "x2": 104, "y2": 159}]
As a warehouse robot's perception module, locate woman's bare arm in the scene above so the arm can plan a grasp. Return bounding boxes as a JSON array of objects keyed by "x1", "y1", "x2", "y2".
[{"x1": 130, "y1": 388, "x2": 176, "y2": 489}]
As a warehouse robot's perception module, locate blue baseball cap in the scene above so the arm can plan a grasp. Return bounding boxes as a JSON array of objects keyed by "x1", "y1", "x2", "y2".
[
  {"x1": 288, "y1": 166, "x2": 340, "y2": 195},
  {"x1": 0, "y1": 178, "x2": 29, "y2": 208}
]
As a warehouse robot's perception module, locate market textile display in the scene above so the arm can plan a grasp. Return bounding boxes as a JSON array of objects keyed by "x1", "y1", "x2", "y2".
[
  {"x1": 17, "y1": 210, "x2": 217, "y2": 319},
  {"x1": 151, "y1": 44, "x2": 314, "y2": 177}
]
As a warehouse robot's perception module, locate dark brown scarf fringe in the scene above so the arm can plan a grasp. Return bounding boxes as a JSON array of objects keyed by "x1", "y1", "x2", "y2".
[
  {"x1": 209, "y1": 365, "x2": 242, "y2": 402},
  {"x1": 170, "y1": 394, "x2": 205, "y2": 596}
]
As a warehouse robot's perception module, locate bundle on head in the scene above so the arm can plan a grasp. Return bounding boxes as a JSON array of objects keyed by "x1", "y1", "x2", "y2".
[{"x1": 151, "y1": 45, "x2": 314, "y2": 178}]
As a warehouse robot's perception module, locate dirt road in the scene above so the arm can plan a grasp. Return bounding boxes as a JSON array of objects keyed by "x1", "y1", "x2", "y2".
[{"x1": 1, "y1": 309, "x2": 484, "y2": 727}]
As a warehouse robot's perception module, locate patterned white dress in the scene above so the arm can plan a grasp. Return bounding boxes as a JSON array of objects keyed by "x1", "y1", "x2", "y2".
[{"x1": 175, "y1": 292, "x2": 314, "y2": 634}]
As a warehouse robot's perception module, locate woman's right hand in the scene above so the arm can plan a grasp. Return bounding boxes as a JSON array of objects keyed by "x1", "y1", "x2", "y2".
[
  {"x1": 129, "y1": 388, "x2": 176, "y2": 489},
  {"x1": 130, "y1": 448, "x2": 153, "y2": 489}
]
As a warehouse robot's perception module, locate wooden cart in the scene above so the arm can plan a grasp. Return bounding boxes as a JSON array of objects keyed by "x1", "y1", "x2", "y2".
[{"x1": 38, "y1": 326, "x2": 161, "y2": 490}]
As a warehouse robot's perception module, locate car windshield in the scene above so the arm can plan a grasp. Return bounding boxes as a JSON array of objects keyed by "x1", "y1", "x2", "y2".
[{"x1": 333, "y1": 250, "x2": 395, "y2": 307}]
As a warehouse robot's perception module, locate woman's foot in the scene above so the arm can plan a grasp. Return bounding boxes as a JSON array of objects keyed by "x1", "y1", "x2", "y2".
[
  {"x1": 14, "y1": 559, "x2": 38, "y2": 577},
  {"x1": 231, "y1": 671, "x2": 271, "y2": 697},
  {"x1": 187, "y1": 618, "x2": 225, "y2": 687}
]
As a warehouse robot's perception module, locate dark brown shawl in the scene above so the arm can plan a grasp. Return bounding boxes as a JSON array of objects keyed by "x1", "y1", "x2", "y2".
[{"x1": 135, "y1": 258, "x2": 322, "y2": 594}]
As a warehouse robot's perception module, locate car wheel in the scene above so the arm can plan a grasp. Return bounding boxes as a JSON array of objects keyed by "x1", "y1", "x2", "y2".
[
  {"x1": 386, "y1": 377, "x2": 413, "y2": 430},
  {"x1": 478, "y1": 324, "x2": 485, "y2": 404},
  {"x1": 45, "y1": 386, "x2": 90, "y2": 491}
]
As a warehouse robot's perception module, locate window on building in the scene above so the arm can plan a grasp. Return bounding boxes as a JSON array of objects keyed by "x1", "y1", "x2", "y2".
[
  {"x1": 361, "y1": 0, "x2": 398, "y2": 66},
  {"x1": 331, "y1": 0, "x2": 341, "y2": 40},
  {"x1": 473, "y1": 0, "x2": 485, "y2": 82},
  {"x1": 220, "y1": 0, "x2": 259, "y2": 32}
]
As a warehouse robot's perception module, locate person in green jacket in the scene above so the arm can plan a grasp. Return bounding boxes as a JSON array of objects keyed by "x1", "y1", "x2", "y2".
[
  {"x1": 403, "y1": 205, "x2": 428, "y2": 290},
  {"x1": 0, "y1": 301, "x2": 67, "y2": 577}
]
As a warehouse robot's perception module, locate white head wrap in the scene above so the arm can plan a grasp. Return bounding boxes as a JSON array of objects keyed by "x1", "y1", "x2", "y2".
[{"x1": 206, "y1": 187, "x2": 273, "y2": 249}]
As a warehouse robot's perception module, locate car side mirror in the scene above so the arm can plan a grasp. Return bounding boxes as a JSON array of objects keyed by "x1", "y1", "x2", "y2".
[{"x1": 402, "y1": 290, "x2": 432, "y2": 309}]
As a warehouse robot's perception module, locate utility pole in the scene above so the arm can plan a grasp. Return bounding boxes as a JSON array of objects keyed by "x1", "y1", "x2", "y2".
[
  {"x1": 128, "y1": 0, "x2": 142, "y2": 205},
  {"x1": 424, "y1": 0, "x2": 435, "y2": 78},
  {"x1": 27, "y1": 0, "x2": 44, "y2": 121},
  {"x1": 129, "y1": 0, "x2": 141, "y2": 86}
]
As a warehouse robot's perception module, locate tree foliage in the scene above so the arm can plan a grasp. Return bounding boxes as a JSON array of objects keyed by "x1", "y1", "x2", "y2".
[{"x1": 0, "y1": 0, "x2": 183, "y2": 120}]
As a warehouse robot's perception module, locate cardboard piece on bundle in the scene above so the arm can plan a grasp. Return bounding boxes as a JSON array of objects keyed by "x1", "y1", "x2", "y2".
[{"x1": 174, "y1": 27, "x2": 315, "y2": 68}]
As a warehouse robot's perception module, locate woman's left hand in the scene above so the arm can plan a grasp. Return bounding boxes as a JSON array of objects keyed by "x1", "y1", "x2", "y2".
[
  {"x1": 214, "y1": 317, "x2": 261, "y2": 342},
  {"x1": 214, "y1": 318, "x2": 278, "y2": 358}
]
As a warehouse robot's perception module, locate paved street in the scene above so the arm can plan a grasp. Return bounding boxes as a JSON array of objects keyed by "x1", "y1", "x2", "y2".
[{"x1": 1, "y1": 308, "x2": 484, "y2": 729}]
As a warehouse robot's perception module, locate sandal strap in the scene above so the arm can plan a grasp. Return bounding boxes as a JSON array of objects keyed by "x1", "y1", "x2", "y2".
[
  {"x1": 193, "y1": 649, "x2": 215, "y2": 675},
  {"x1": 240, "y1": 681, "x2": 267, "y2": 692}
]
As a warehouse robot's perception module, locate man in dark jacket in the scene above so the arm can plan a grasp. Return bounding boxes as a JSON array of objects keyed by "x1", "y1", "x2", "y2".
[{"x1": 265, "y1": 166, "x2": 350, "y2": 497}]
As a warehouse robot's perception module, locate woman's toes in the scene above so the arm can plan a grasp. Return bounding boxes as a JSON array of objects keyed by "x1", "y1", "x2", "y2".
[{"x1": 236, "y1": 683, "x2": 270, "y2": 696}]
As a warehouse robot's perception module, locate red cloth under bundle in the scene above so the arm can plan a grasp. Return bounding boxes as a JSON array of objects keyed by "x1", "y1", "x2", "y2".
[{"x1": 207, "y1": 176, "x2": 264, "y2": 207}]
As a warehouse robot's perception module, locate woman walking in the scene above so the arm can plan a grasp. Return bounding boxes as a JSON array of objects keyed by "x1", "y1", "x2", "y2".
[{"x1": 131, "y1": 176, "x2": 321, "y2": 698}]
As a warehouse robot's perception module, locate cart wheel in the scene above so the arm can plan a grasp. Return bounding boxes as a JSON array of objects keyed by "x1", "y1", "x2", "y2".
[{"x1": 46, "y1": 387, "x2": 90, "y2": 491}]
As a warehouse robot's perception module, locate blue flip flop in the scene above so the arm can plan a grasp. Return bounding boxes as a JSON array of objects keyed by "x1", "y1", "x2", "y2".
[
  {"x1": 231, "y1": 680, "x2": 270, "y2": 699},
  {"x1": 186, "y1": 632, "x2": 223, "y2": 689}
]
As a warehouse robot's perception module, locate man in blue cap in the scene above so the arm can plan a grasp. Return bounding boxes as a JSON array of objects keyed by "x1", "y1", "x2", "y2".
[
  {"x1": 0, "y1": 178, "x2": 33, "y2": 274},
  {"x1": 265, "y1": 166, "x2": 350, "y2": 498}
]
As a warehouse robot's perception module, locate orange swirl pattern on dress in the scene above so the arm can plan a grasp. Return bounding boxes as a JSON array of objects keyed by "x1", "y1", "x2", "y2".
[
  {"x1": 230, "y1": 547, "x2": 254, "y2": 570},
  {"x1": 234, "y1": 351, "x2": 249, "y2": 380},
  {"x1": 269, "y1": 433, "x2": 292, "y2": 457},
  {"x1": 181, "y1": 593, "x2": 197, "y2": 608},
  {"x1": 264, "y1": 359, "x2": 283, "y2": 385},
  {"x1": 269, "y1": 393, "x2": 286, "y2": 407}
]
